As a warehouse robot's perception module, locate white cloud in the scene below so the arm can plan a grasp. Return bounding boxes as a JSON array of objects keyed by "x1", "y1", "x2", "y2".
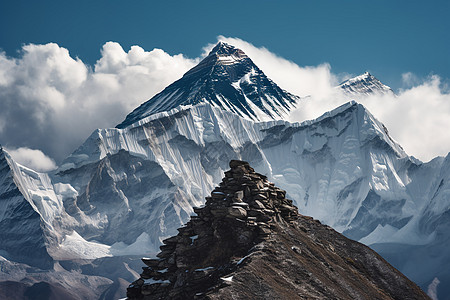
[
  {"x1": 0, "y1": 42, "x2": 197, "y2": 162},
  {"x1": 6, "y1": 147, "x2": 57, "y2": 172},
  {"x1": 0, "y1": 38, "x2": 448, "y2": 164},
  {"x1": 359, "y1": 75, "x2": 450, "y2": 162},
  {"x1": 288, "y1": 74, "x2": 450, "y2": 162}
]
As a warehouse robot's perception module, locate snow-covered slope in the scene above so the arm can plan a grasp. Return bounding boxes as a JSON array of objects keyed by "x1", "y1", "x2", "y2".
[
  {"x1": 55, "y1": 101, "x2": 421, "y2": 248},
  {"x1": 0, "y1": 148, "x2": 58, "y2": 269},
  {"x1": 116, "y1": 42, "x2": 300, "y2": 128},
  {"x1": 52, "y1": 100, "x2": 450, "y2": 297},
  {"x1": 339, "y1": 72, "x2": 394, "y2": 95}
]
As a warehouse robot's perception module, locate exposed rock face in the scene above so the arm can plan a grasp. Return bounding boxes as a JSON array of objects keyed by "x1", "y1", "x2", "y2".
[
  {"x1": 127, "y1": 160, "x2": 429, "y2": 299},
  {"x1": 117, "y1": 42, "x2": 300, "y2": 128}
]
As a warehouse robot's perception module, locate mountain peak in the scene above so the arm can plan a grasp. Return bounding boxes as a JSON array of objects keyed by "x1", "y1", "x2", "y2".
[
  {"x1": 339, "y1": 72, "x2": 394, "y2": 96},
  {"x1": 210, "y1": 41, "x2": 242, "y2": 55},
  {"x1": 116, "y1": 43, "x2": 300, "y2": 129},
  {"x1": 204, "y1": 42, "x2": 248, "y2": 66}
]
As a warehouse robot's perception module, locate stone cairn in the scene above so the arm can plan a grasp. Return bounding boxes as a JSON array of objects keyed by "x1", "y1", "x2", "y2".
[{"x1": 127, "y1": 160, "x2": 299, "y2": 299}]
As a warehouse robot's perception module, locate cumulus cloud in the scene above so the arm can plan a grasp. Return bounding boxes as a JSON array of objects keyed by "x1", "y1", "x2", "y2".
[
  {"x1": 0, "y1": 37, "x2": 448, "y2": 164},
  {"x1": 0, "y1": 42, "x2": 197, "y2": 162},
  {"x1": 358, "y1": 75, "x2": 450, "y2": 161},
  {"x1": 288, "y1": 75, "x2": 450, "y2": 162},
  {"x1": 6, "y1": 147, "x2": 57, "y2": 172}
]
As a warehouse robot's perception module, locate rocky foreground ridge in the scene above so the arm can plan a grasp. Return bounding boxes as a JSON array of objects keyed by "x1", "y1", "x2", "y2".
[{"x1": 127, "y1": 160, "x2": 428, "y2": 299}]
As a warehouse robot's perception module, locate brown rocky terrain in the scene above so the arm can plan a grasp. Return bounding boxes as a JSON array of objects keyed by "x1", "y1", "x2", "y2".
[{"x1": 127, "y1": 160, "x2": 429, "y2": 300}]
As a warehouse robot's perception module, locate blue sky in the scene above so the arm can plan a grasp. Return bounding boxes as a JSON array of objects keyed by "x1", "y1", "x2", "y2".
[{"x1": 1, "y1": 0, "x2": 449, "y2": 90}]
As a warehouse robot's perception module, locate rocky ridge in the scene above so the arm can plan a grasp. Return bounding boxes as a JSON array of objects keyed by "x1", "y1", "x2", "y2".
[
  {"x1": 127, "y1": 160, "x2": 298, "y2": 299},
  {"x1": 126, "y1": 160, "x2": 429, "y2": 300}
]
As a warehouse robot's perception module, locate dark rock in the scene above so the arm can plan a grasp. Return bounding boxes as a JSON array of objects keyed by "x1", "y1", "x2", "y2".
[
  {"x1": 234, "y1": 190, "x2": 244, "y2": 201},
  {"x1": 229, "y1": 160, "x2": 250, "y2": 169},
  {"x1": 228, "y1": 206, "x2": 247, "y2": 219}
]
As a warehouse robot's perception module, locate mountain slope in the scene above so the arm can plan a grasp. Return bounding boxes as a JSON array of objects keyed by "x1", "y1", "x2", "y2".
[
  {"x1": 54, "y1": 100, "x2": 424, "y2": 250},
  {"x1": 116, "y1": 42, "x2": 300, "y2": 128},
  {"x1": 127, "y1": 160, "x2": 428, "y2": 299},
  {"x1": 0, "y1": 148, "x2": 58, "y2": 269},
  {"x1": 56, "y1": 99, "x2": 448, "y2": 296}
]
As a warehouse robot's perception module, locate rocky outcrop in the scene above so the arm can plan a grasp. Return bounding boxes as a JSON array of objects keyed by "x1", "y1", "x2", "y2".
[{"x1": 127, "y1": 160, "x2": 429, "y2": 300}]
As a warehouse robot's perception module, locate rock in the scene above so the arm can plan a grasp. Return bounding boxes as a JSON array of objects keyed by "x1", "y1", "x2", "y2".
[
  {"x1": 253, "y1": 193, "x2": 267, "y2": 201},
  {"x1": 234, "y1": 190, "x2": 244, "y2": 201},
  {"x1": 228, "y1": 206, "x2": 247, "y2": 219},
  {"x1": 247, "y1": 209, "x2": 263, "y2": 217},
  {"x1": 142, "y1": 258, "x2": 162, "y2": 267},
  {"x1": 256, "y1": 214, "x2": 271, "y2": 222},
  {"x1": 231, "y1": 202, "x2": 249, "y2": 208},
  {"x1": 126, "y1": 153, "x2": 428, "y2": 299},
  {"x1": 251, "y1": 200, "x2": 265, "y2": 209},
  {"x1": 127, "y1": 160, "x2": 327, "y2": 300},
  {"x1": 163, "y1": 236, "x2": 180, "y2": 244},
  {"x1": 229, "y1": 160, "x2": 250, "y2": 169}
]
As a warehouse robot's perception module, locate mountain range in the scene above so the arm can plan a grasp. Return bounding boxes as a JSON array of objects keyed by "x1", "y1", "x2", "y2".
[{"x1": 0, "y1": 42, "x2": 448, "y2": 299}]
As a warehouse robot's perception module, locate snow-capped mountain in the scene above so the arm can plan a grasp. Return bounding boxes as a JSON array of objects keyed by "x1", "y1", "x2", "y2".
[
  {"x1": 339, "y1": 72, "x2": 394, "y2": 95},
  {"x1": 0, "y1": 42, "x2": 449, "y2": 298},
  {"x1": 55, "y1": 100, "x2": 435, "y2": 249},
  {"x1": 117, "y1": 42, "x2": 300, "y2": 128},
  {"x1": 54, "y1": 99, "x2": 449, "y2": 297}
]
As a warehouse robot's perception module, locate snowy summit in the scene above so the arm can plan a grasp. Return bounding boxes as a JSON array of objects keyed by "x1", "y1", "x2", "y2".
[
  {"x1": 338, "y1": 72, "x2": 394, "y2": 95},
  {"x1": 116, "y1": 42, "x2": 300, "y2": 128}
]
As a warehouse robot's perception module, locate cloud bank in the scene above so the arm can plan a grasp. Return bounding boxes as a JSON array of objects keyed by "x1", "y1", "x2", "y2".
[
  {"x1": 0, "y1": 42, "x2": 197, "y2": 163},
  {"x1": 0, "y1": 37, "x2": 449, "y2": 170},
  {"x1": 6, "y1": 147, "x2": 57, "y2": 172}
]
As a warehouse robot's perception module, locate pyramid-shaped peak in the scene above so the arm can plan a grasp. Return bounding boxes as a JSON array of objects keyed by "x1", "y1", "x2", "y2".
[
  {"x1": 339, "y1": 72, "x2": 394, "y2": 96},
  {"x1": 116, "y1": 42, "x2": 300, "y2": 129},
  {"x1": 200, "y1": 41, "x2": 248, "y2": 67}
]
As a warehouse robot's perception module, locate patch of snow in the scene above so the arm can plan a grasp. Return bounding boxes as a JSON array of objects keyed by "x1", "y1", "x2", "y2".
[
  {"x1": 110, "y1": 232, "x2": 156, "y2": 256},
  {"x1": 194, "y1": 266, "x2": 214, "y2": 272},
  {"x1": 143, "y1": 278, "x2": 170, "y2": 285},
  {"x1": 237, "y1": 253, "x2": 253, "y2": 265},
  {"x1": 56, "y1": 231, "x2": 111, "y2": 259},
  {"x1": 221, "y1": 275, "x2": 233, "y2": 282}
]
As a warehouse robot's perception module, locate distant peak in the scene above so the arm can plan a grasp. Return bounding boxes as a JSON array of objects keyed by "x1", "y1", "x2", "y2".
[{"x1": 338, "y1": 72, "x2": 394, "y2": 96}]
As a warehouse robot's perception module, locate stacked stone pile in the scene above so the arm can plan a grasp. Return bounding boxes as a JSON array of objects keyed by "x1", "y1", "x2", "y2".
[{"x1": 126, "y1": 160, "x2": 299, "y2": 299}]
